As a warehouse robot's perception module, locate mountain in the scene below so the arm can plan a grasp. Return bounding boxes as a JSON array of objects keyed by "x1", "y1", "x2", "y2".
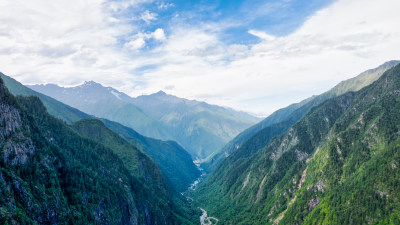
[
  {"x1": 28, "y1": 82, "x2": 260, "y2": 159},
  {"x1": 28, "y1": 81, "x2": 172, "y2": 141},
  {"x1": 202, "y1": 60, "x2": 400, "y2": 172},
  {"x1": 130, "y1": 91, "x2": 260, "y2": 159},
  {"x1": 0, "y1": 72, "x2": 91, "y2": 123},
  {"x1": 194, "y1": 63, "x2": 400, "y2": 224},
  {"x1": 0, "y1": 77, "x2": 198, "y2": 224},
  {"x1": 77, "y1": 118, "x2": 201, "y2": 192},
  {"x1": 0, "y1": 72, "x2": 200, "y2": 193}
]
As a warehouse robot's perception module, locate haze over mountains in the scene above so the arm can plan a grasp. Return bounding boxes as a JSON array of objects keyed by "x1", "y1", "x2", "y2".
[{"x1": 28, "y1": 82, "x2": 260, "y2": 159}]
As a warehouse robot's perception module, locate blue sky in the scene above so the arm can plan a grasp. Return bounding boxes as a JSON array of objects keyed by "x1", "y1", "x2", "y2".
[
  {"x1": 0, "y1": 0, "x2": 399, "y2": 116},
  {"x1": 112, "y1": 0, "x2": 335, "y2": 48}
]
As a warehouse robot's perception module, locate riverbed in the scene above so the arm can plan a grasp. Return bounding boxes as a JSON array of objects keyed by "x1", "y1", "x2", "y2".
[
  {"x1": 200, "y1": 208, "x2": 219, "y2": 225},
  {"x1": 185, "y1": 161, "x2": 219, "y2": 225}
]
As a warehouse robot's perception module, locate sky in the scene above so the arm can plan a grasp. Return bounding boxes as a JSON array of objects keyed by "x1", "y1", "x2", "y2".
[{"x1": 0, "y1": 0, "x2": 399, "y2": 116}]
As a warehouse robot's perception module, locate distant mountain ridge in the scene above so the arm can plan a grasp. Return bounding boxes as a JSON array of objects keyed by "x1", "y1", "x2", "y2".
[
  {"x1": 130, "y1": 90, "x2": 260, "y2": 159},
  {"x1": 29, "y1": 81, "x2": 168, "y2": 139},
  {"x1": 28, "y1": 82, "x2": 260, "y2": 159}
]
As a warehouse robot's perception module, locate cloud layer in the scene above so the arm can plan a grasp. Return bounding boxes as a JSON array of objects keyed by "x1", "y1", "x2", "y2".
[{"x1": 0, "y1": 0, "x2": 399, "y2": 116}]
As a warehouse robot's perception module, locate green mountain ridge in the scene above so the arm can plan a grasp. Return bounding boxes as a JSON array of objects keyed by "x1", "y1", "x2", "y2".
[
  {"x1": 202, "y1": 60, "x2": 400, "y2": 172},
  {"x1": 0, "y1": 72, "x2": 199, "y2": 193},
  {"x1": 28, "y1": 82, "x2": 260, "y2": 159},
  {"x1": 0, "y1": 77, "x2": 198, "y2": 224},
  {"x1": 194, "y1": 63, "x2": 400, "y2": 224},
  {"x1": 99, "y1": 118, "x2": 201, "y2": 192},
  {"x1": 0, "y1": 73, "x2": 92, "y2": 123}
]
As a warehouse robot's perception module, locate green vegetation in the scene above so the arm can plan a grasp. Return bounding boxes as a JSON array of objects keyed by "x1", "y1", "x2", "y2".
[
  {"x1": 3, "y1": 60, "x2": 400, "y2": 224},
  {"x1": 0, "y1": 72, "x2": 200, "y2": 193},
  {"x1": 28, "y1": 83, "x2": 260, "y2": 159},
  {"x1": 195, "y1": 63, "x2": 400, "y2": 224},
  {"x1": 71, "y1": 119, "x2": 164, "y2": 186},
  {"x1": 202, "y1": 60, "x2": 399, "y2": 173},
  {"x1": 131, "y1": 92, "x2": 260, "y2": 159},
  {"x1": 0, "y1": 77, "x2": 198, "y2": 224},
  {"x1": 73, "y1": 118, "x2": 201, "y2": 193},
  {"x1": 0, "y1": 72, "x2": 91, "y2": 123}
]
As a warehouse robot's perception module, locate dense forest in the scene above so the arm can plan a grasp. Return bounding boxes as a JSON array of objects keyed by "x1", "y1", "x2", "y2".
[
  {"x1": 202, "y1": 60, "x2": 399, "y2": 173},
  {"x1": 195, "y1": 63, "x2": 400, "y2": 224},
  {"x1": 0, "y1": 77, "x2": 198, "y2": 224},
  {"x1": 0, "y1": 72, "x2": 201, "y2": 194},
  {"x1": 2, "y1": 62, "x2": 400, "y2": 224}
]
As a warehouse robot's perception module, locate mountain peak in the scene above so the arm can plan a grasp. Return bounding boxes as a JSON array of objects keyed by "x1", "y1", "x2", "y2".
[
  {"x1": 82, "y1": 81, "x2": 100, "y2": 86},
  {"x1": 154, "y1": 90, "x2": 167, "y2": 95}
]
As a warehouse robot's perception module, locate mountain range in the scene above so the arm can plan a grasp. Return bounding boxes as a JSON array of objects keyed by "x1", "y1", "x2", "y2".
[
  {"x1": 202, "y1": 60, "x2": 400, "y2": 173},
  {"x1": 0, "y1": 72, "x2": 200, "y2": 193},
  {"x1": 0, "y1": 77, "x2": 198, "y2": 224},
  {"x1": 1, "y1": 60, "x2": 400, "y2": 224},
  {"x1": 194, "y1": 62, "x2": 400, "y2": 224},
  {"x1": 28, "y1": 82, "x2": 260, "y2": 159}
]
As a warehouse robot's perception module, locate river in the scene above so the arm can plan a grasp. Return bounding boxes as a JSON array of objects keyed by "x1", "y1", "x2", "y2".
[
  {"x1": 200, "y1": 208, "x2": 219, "y2": 225},
  {"x1": 184, "y1": 161, "x2": 219, "y2": 225}
]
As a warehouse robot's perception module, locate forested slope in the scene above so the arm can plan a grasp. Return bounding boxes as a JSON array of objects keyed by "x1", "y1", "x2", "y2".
[
  {"x1": 195, "y1": 63, "x2": 400, "y2": 224},
  {"x1": 0, "y1": 77, "x2": 197, "y2": 224},
  {"x1": 202, "y1": 60, "x2": 399, "y2": 173}
]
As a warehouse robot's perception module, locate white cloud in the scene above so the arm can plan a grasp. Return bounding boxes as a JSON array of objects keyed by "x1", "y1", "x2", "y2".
[
  {"x1": 0, "y1": 0, "x2": 136, "y2": 86},
  {"x1": 152, "y1": 28, "x2": 166, "y2": 41},
  {"x1": 0, "y1": 0, "x2": 399, "y2": 116},
  {"x1": 140, "y1": 10, "x2": 157, "y2": 23},
  {"x1": 128, "y1": 0, "x2": 400, "y2": 116},
  {"x1": 157, "y1": 2, "x2": 174, "y2": 10},
  {"x1": 125, "y1": 37, "x2": 146, "y2": 50},
  {"x1": 107, "y1": 0, "x2": 154, "y2": 12},
  {"x1": 124, "y1": 28, "x2": 166, "y2": 50},
  {"x1": 248, "y1": 30, "x2": 276, "y2": 41}
]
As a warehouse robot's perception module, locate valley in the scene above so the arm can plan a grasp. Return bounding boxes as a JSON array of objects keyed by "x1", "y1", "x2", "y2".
[
  {"x1": 200, "y1": 208, "x2": 218, "y2": 225},
  {"x1": 1, "y1": 61, "x2": 400, "y2": 224},
  {"x1": 28, "y1": 82, "x2": 260, "y2": 160},
  {"x1": 194, "y1": 62, "x2": 400, "y2": 224},
  {"x1": 1, "y1": 0, "x2": 400, "y2": 223}
]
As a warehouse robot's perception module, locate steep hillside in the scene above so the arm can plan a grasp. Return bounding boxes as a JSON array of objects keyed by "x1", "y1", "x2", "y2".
[
  {"x1": 202, "y1": 60, "x2": 399, "y2": 172},
  {"x1": 29, "y1": 83, "x2": 259, "y2": 159},
  {"x1": 71, "y1": 119, "x2": 165, "y2": 187},
  {"x1": 0, "y1": 77, "x2": 198, "y2": 224},
  {"x1": 0, "y1": 73, "x2": 91, "y2": 123},
  {"x1": 195, "y1": 64, "x2": 400, "y2": 224},
  {"x1": 75, "y1": 118, "x2": 201, "y2": 192},
  {"x1": 0, "y1": 73, "x2": 200, "y2": 193}
]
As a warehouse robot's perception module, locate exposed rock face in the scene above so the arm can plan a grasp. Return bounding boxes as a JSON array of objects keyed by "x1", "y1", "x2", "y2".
[
  {"x1": 0, "y1": 103, "x2": 35, "y2": 165},
  {"x1": 295, "y1": 149, "x2": 308, "y2": 161},
  {"x1": 3, "y1": 132, "x2": 35, "y2": 165},
  {"x1": 308, "y1": 197, "x2": 321, "y2": 210},
  {"x1": 0, "y1": 103, "x2": 22, "y2": 137}
]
